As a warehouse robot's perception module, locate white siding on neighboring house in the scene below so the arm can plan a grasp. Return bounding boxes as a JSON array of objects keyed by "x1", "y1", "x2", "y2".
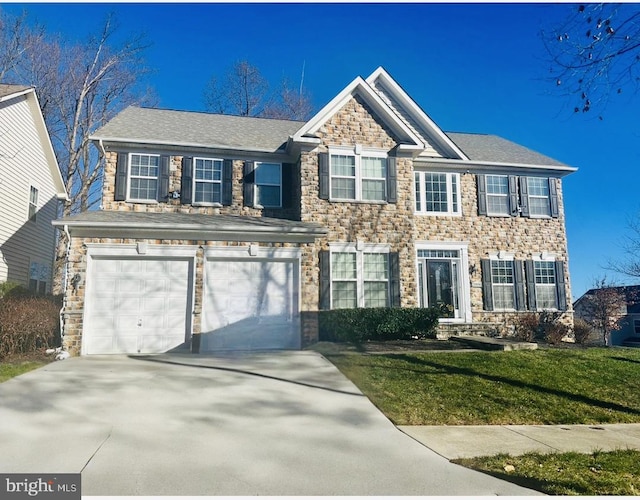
[{"x1": 0, "y1": 92, "x2": 60, "y2": 292}]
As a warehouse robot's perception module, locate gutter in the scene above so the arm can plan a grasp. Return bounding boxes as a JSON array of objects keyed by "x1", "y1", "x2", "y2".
[{"x1": 59, "y1": 224, "x2": 71, "y2": 349}]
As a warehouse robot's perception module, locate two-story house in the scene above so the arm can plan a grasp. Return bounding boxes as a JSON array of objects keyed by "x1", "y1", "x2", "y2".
[
  {"x1": 0, "y1": 85, "x2": 67, "y2": 294},
  {"x1": 54, "y1": 67, "x2": 576, "y2": 355}
]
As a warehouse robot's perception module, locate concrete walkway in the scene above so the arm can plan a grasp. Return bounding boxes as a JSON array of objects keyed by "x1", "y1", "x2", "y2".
[{"x1": 400, "y1": 423, "x2": 640, "y2": 459}]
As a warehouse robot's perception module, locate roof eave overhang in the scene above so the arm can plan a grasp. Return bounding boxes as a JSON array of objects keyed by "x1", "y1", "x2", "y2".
[
  {"x1": 53, "y1": 219, "x2": 328, "y2": 244},
  {"x1": 90, "y1": 135, "x2": 288, "y2": 157},
  {"x1": 0, "y1": 87, "x2": 32, "y2": 103},
  {"x1": 414, "y1": 157, "x2": 578, "y2": 176}
]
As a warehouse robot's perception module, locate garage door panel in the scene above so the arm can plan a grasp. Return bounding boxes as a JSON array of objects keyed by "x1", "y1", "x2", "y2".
[
  {"x1": 85, "y1": 257, "x2": 191, "y2": 355},
  {"x1": 202, "y1": 258, "x2": 299, "y2": 351}
]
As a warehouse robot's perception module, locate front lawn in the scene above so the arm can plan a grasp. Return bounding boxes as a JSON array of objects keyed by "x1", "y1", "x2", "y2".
[
  {"x1": 0, "y1": 356, "x2": 51, "y2": 383},
  {"x1": 454, "y1": 449, "x2": 640, "y2": 495},
  {"x1": 322, "y1": 347, "x2": 640, "y2": 425}
]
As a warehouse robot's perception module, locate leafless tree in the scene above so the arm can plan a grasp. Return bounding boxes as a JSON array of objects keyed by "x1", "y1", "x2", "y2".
[
  {"x1": 577, "y1": 277, "x2": 627, "y2": 345},
  {"x1": 543, "y1": 3, "x2": 640, "y2": 116},
  {"x1": 0, "y1": 10, "x2": 45, "y2": 82},
  {"x1": 204, "y1": 61, "x2": 314, "y2": 120},
  {"x1": 607, "y1": 215, "x2": 640, "y2": 279}
]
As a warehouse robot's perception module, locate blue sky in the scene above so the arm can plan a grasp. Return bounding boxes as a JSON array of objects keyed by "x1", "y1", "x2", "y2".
[{"x1": 4, "y1": 2, "x2": 639, "y2": 299}]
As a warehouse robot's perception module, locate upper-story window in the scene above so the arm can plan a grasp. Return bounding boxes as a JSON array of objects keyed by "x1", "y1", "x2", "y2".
[
  {"x1": 329, "y1": 148, "x2": 387, "y2": 202},
  {"x1": 414, "y1": 172, "x2": 460, "y2": 215},
  {"x1": 486, "y1": 174, "x2": 510, "y2": 216},
  {"x1": 255, "y1": 162, "x2": 282, "y2": 207},
  {"x1": 28, "y1": 186, "x2": 38, "y2": 222},
  {"x1": 128, "y1": 153, "x2": 159, "y2": 201},
  {"x1": 524, "y1": 177, "x2": 551, "y2": 217},
  {"x1": 194, "y1": 157, "x2": 223, "y2": 204}
]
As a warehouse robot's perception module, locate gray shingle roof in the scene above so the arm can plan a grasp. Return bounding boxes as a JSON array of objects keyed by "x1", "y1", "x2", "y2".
[
  {"x1": 446, "y1": 132, "x2": 568, "y2": 167},
  {"x1": 0, "y1": 84, "x2": 31, "y2": 99},
  {"x1": 54, "y1": 210, "x2": 326, "y2": 235},
  {"x1": 91, "y1": 106, "x2": 305, "y2": 153}
]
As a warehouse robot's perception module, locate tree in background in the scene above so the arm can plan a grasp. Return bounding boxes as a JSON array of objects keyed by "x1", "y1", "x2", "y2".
[
  {"x1": 543, "y1": 3, "x2": 640, "y2": 116},
  {"x1": 607, "y1": 216, "x2": 640, "y2": 280},
  {"x1": 203, "y1": 60, "x2": 314, "y2": 120},
  {"x1": 577, "y1": 277, "x2": 627, "y2": 346},
  {"x1": 0, "y1": 9, "x2": 153, "y2": 290}
]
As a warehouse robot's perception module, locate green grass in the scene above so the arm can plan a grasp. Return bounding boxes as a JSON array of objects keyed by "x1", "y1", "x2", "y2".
[
  {"x1": 454, "y1": 449, "x2": 640, "y2": 495},
  {"x1": 0, "y1": 360, "x2": 49, "y2": 383},
  {"x1": 323, "y1": 347, "x2": 640, "y2": 425}
]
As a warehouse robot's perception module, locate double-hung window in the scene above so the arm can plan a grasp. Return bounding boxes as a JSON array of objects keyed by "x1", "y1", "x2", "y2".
[
  {"x1": 194, "y1": 158, "x2": 223, "y2": 204},
  {"x1": 255, "y1": 162, "x2": 282, "y2": 208},
  {"x1": 129, "y1": 153, "x2": 159, "y2": 201},
  {"x1": 28, "y1": 186, "x2": 38, "y2": 222},
  {"x1": 490, "y1": 259, "x2": 516, "y2": 310},
  {"x1": 526, "y1": 177, "x2": 551, "y2": 217},
  {"x1": 414, "y1": 172, "x2": 460, "y2": 215},
  {"x1": 485, "y1": 175, "x2": 510, "y2": 215},
  {"x1": 330, "y1": 246, "x2": 390, "y2": 309},
  {"x1": 329, "y1": 148, "x2": 387, "y2": 202},
  {"x1": 533, "y1": 260, "x2": 558, "y2": 309}
]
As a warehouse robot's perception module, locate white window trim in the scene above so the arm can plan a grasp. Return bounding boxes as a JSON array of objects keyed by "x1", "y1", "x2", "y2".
[
  {"x1": 254, "y1": 161, "x2": 282, "y2": 208},
  {"x1": 193, "y1": 157, "x2": 223, "y2": 207},
  {"x1": 415, "y1": 241, "x2": 471, "y2": 322},
  {"x1": 328, "y1": 242, "x2": 390, "y2": 308},
  {"x1": 329, "y1": 146, "x2": 388, "y2": 202},
  {"x1": 127, "y1": 152, "x2": 160, "y2": 203},
  {"x1": 485, "y1": 174, "x2": 510, "y2": 217},
  {"x1": 489, "y1": 254, "x2": 517, "y2": 312},
  {"x1": 532, "y1": 259, "x2": 559, "y2": 311},
  {"x1": 526, "y1": 176, "x2": 552, "y2": 219},
  {"x1": 28, "y1": 185, "x2": 38, "y2": 222},
  {"x1": 414, "y1": 171, "x2": 461, "y2": 216}
]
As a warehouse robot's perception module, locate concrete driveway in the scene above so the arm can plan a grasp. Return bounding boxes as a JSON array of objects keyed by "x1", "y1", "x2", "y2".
[{"x1": 0, "y1": 351, "x2": 539, "y2": 496}]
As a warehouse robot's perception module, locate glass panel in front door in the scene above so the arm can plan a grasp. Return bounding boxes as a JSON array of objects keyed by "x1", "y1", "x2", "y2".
[{"x1": 426, "y1": 260, "x2": 458, "y2": 318}]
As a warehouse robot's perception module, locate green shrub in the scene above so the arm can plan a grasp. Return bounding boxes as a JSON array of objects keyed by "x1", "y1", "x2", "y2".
[
  {"x1": 0, "y1": 282, "x2": 34, "y2": 299},
  {"x1": 0, "y1": 296, "x2": 60, "y2": 359},
  {"x1": 573, "y1": 318, "x2": 594, "y2": 345},
  {"x1": 318, "y1": 307, "x2": 441, "y2": 343}
]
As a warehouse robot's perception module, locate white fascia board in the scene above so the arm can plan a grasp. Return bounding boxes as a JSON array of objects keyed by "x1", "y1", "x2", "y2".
[
  {"x1": 414, "y1": 157, "x2": 578, "y2": 176},
  {"x1": 366, "y1": 67, "x2": 469, "y2": 161},
  {"x1": 90, "y1": 136, "x2": 286, "y2": 156},
  {"x1": 0, "y1": 87, "x2": 32, "y2": 103},
  {"x1": 292, "y1": 76, "x2": 424, "y2": 148},
  {"x1": 26, "y1": 89, "x2": 69, "y2": 201}
]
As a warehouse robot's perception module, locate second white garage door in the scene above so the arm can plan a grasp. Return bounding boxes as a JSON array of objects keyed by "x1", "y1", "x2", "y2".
[
  {"x1": 201, "y1": 258, "x2": 300, "y2": 351},
  {"x1": 84, "y1": 257, "x2": 192, "y2": 355}
]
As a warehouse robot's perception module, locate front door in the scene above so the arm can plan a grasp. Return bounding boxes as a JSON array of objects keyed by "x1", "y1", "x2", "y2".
[{"x1": 418, "y1": 249, "x2": 462, "y2": 319}]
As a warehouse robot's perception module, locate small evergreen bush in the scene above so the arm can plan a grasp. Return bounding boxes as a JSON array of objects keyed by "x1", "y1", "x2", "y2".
[{"x1": 318, "y1": 307, "x2": 440, "y2": 343}]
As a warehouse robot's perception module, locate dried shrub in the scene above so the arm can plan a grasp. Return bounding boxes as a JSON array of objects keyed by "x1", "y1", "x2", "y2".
[
  {"x1": 573, "y1": 318, "x2": 594, "y2": 345},
  {"x1": 513, "y1": 313, "x2": 541, "y2": 342},
  {"x1": 0, "y1": 297, "x2": 60, "y2": 359}
]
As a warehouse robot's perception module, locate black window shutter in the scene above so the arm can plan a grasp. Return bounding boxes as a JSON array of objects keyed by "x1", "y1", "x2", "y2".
[
  {"x1": 243, "y1": 161, "x2": 255, "y2": 207},
  {"x1": 477, "y1": 174, "x2": 487, "y2": 215},
  {"x1": 281, "y1": 162, "x2": 294, "y2": 208},
  {"x1": 519, "y1": 177, "x2": 530, "y2": 217},
  {"x1": 387, "y1": 157, "x2": 397, "y2": 203},
  {"x1": 222, "y1": 159, "x2": 233, "y2": 206},
  {"x1": 514, "y1": 260, "x2": 527, "y2": 311},
  {"x1": 114, "y1": 152, "x2": 128, "y2": 201},
  {"x1": 181, "y1": 157, "x2": 193, "y2": 204},
  {"x1": 508, "y1": 175, "x2": 519, "y2": 216},
  {"x1": 555, "y1": 260, "x2": 567, "y2": 310},
  {"x1": 525, "y1": 260, "x2": 537, "y2": 310},
  {"x1": 318, "y1": 152, "x2": 329, "y2": 200},
  {"x1": 549, "y1": 178, "x2": 560, "y2": 218},
  {"x1": 319, "y1": 250, "x2": 331, "y2": 310},
  {"x1": 389, "y1": 252, "x2": 401, "y2": 307},
  {"x1": 158, "y1": 155, "x2": 170, "y2": 201},
  {"x1": 481, "y1": 259, "x2": 493, "y2": 311}
]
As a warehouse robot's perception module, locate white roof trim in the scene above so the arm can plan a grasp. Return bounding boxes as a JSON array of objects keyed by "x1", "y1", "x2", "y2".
[
  {"x1": 414, "y1": 157, "x2": 578, "y2": 175},
  {"x1": 292, "y1": 76, "x2": 424, "y2": 148},
  {"x1": 366, "y1": 67, "x2": 469, "y2": 161},
  {"x1": 0, "y1": 87, "x2": 33, "y2": 103}
]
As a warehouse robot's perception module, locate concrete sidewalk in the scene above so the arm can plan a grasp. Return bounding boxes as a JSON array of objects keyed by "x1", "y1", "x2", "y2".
[{"x1": 400, "y1": 423, "x2": 640, "y2": 459}]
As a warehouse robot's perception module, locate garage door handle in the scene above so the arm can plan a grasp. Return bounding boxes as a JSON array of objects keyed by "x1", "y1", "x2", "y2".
[{"x1": 137, "y1": 318, "x2": 142, "y2": 327}]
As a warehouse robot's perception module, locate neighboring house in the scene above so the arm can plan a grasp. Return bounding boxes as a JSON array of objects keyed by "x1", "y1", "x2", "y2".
[
  {"x1": 53, "y1": 67, "x2": 576, "y2": 355},
  {"x1": 0, "y1": 85, "x2": 67, "y2": 294},
  {"x1": 574, "y1": 285, "x2": 640, "y2": 346}
]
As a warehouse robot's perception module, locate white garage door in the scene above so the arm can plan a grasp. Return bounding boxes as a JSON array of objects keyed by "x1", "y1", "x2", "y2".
[
  {"x1": 85, "y1": 257, "x2": 192, "y2": 355},
  {"x1": 201, "y1": 259, "x2": 299, "y2": 351}
]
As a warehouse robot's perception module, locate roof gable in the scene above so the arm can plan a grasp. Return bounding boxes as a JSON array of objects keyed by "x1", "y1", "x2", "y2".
[{"x1": 292, "y1": 74, "x2": 424, "y2": 154}]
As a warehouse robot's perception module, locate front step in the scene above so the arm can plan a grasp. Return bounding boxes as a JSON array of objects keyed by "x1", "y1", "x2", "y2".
[{"x1": 436, "y1": 322, "x2": 500, "y2": 340}]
